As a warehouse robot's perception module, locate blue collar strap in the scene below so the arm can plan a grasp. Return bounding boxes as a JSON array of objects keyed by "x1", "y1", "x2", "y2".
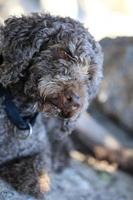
[{"x1": 0, "y1": 84, "x2": 38, "y2": 131}]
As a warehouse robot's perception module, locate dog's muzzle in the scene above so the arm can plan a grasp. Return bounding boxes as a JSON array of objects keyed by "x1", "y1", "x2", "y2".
[{"x1": 46, "y1": 89, "x2": 81, "y2": 118}]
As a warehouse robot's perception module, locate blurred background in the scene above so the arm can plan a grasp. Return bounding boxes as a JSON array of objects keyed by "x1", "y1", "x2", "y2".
[
  {"x1": 0, "y1": 0, "x2": 133, "y2": 191},
  {"x1": 0, "y1": 0, "x2": 133, "y2": 39}
]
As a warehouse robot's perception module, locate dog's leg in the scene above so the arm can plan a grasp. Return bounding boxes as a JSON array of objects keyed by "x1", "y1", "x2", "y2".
[
  {"x1": 0, "y1": 151, "x2": 51, "y2": 199},
  {"x1": 51, "y1": 136, "x2": 74, "y2": 172},
  {"x1": 45, "y1": 117, "x2": 75, "y2": 172}
]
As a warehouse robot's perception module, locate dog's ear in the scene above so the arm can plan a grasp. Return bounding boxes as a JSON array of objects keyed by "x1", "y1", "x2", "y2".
[
  {"x1": 0, "y1": 15, "x2": 60, "y2": 87},
  {"x1": 87, "y1": 40, "x2": 103, "y2": 101}
]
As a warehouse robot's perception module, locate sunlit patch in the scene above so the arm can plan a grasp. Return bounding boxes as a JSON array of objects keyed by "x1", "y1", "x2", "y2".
[
  {"x1": 98, "y1": 91, "x2": 108, "y2": 103},
  {"x1": 38, "y1": 171, "x2": 50, "y2": 193},
  {"x1": 87, "y1": 156, "x2": 118, "y2": 173},
  {"x1": 104, "y1": 135, "x2": 121, "y2": 150},
  {"x1": 70, "y1": 150, "x2": 86, "y2": 162},
  {"x1": 70, "y1": 150, "x2": 118, "y2": 173}
]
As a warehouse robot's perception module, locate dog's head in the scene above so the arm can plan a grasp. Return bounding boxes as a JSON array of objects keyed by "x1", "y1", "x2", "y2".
[{"x1": 0, "y1": 14, "x2": 103, "y2": 120}]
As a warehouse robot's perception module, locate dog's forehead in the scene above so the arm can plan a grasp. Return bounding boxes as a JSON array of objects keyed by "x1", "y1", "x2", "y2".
[
  {"x1": 57, "y1": 29, "x2": 89, "y2": 52},
  {"x1": 45, "y1": 19, "x2": 91, "y2": 54},
  {"x1": 45, "y1": 37, "x2": 92, "y2": 67}
]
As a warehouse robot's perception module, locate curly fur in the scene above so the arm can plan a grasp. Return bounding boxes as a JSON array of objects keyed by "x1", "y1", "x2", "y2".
[{"x1": 0, "y1": 13, "x2": 103, "y2": 199}]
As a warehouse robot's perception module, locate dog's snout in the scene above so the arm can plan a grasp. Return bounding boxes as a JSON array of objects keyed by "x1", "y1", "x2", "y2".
[
  {"x1": 46, "y1": 90, "x2": 82, "y2": 118},
  {"x1": 64, "y1": 91, "x2": 80, "y2": 109},
  {"x1": 59, "y1": 90, "x2": 81, "y2": 118}
]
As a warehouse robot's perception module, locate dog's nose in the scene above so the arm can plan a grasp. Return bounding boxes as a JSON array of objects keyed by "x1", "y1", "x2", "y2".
[
  {"x1": 63, "y1": 91, "x2": 80, "y2": 108},
  {"x1": 60, "y1": 91, "x2": 81, "y2": 118}
]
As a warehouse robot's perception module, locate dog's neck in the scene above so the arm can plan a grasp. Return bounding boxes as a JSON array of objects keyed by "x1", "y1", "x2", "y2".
[
  {"x1": 0, "y1": 81, "x2": 39, "y2": 131},
  {"x1": 9, "y1": 81, "x2": 38, "y2": 118}
]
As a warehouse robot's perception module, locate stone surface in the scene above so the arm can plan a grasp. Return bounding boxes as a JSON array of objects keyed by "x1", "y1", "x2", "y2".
[
  {"x1": 97, "y1": 37, "x2": 133, "y2": 131},
  {"x1": 46, "y1": 160, "x2": 133, "y2": 200},
  {"x1": 0, "y1": 160, "x2": 133, "y2": 200}
]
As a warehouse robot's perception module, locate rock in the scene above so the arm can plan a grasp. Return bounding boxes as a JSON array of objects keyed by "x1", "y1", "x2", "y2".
[
  {"x1": 0, "y1": 160, "x2": 133, "y2": 200},
  {"x1": 98, "y1": 37, "x2": 133, "y2": 131},
  {"x1": 46, "y1": 160, "x2": 133, "y2": 200}
]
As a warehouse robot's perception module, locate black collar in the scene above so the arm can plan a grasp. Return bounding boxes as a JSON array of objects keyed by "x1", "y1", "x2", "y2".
[{"x1": 0, "y1": 84, "x2": 38, "y2": 131}]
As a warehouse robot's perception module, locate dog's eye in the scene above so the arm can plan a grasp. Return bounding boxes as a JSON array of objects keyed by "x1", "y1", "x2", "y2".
[
  {"x1": 59, "y1": 49, "x2": 69, "y2": 60},
  {"x1": 58, "y1": 48, "x2": 75, "y2": 61}
]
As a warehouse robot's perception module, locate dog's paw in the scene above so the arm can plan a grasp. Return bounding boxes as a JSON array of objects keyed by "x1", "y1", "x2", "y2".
[
  {"x1": 38, "y1": 170, "x2": 51, "y2": 193},
  {"x1": 0, "y1": 154, "x2": 51, "y2": 199}
]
